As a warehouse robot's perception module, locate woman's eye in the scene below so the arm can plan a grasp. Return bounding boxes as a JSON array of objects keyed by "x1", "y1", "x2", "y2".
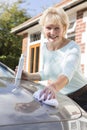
[
  {"x1": 46, "y1": 27, "x2": 51, "y2": 30},
  {"x1": 45, "y1": 26, "x2": 60, "y2": 31},
  {"x1": 55, "y1": 27, "x2": 60, "y2": 30}
]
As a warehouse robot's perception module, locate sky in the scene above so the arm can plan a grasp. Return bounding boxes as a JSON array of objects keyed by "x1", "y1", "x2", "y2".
[
  {"x1": 26, "y1": 0, "x2": 61, "y2": 16},
  {"x1": 0, "y1": 0, "x2": 61, "y2": 16}
]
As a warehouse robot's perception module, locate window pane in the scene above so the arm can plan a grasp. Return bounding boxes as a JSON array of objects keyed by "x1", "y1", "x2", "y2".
[
  {"x1": 35, "y1": 47, "x2": 39, "y2": 72},
  {"x1": 30, "y1": 48, "x2": 34, "y2": 73}
]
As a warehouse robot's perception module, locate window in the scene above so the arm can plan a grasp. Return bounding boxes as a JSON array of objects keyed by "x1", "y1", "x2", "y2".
[
  {"x1": 67, "y1": 21, "x2": 76, "y2": 40},
  {"x1": 67, "y1": 13, "x2": 76, "y2": 40},
  {"x1": 30, "y1": 32, "x2": 41, "y2": 42},
  {"x1": 29, "y1": 44, "x2": 40, "y2": 73}
]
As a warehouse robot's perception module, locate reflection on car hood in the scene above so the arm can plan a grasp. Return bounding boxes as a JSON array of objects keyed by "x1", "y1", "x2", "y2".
[{"x1": 0, "y1": 78, "x2": 82, "y2": 126}]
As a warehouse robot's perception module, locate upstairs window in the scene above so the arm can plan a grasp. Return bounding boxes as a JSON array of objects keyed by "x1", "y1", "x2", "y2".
[
  {"x1": 30, "y1": 32, "x2": 41, "y2": 42},
  {"x1": 67, "y1": 13, "x2": 76, "y2": 41},
  {"x1": 67, "y1": 21, "x2": 76, "y2": 40}
]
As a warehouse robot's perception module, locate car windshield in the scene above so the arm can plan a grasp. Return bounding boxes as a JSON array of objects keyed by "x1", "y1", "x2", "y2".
[{"x1": 0, "y1": 77, "x2": 82, "y2": 126}]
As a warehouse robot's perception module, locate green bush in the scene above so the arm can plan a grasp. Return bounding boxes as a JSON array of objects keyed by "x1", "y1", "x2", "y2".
[{"x1": 0, "y1": 55, "x2": 19, "y2": 70}]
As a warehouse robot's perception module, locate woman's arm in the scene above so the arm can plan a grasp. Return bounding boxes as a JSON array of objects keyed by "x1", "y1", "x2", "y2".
[
  {"x1": 21, "y1": 71, "x2": 41, "y2": 81},
  {"x1": 48, "y1": 75, "x2": 69, "y2": 91},
  {"x1": 15, "y1": 65, "x2": 41, "y2": 81}
]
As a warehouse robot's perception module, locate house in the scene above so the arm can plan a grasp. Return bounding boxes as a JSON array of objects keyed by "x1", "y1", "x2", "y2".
[{"x1": 11, "y1": 0, "x2": 87, "y2": 78}]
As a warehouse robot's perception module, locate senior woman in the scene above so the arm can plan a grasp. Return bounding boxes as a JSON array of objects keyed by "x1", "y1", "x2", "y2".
[{"x1": 16, "y1": 7, "x2": 87, "y2": 111}]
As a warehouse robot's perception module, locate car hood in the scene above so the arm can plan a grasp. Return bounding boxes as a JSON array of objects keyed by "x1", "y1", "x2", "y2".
[{"x1": 0, "y1": 78, "x2": 82, "y2": 126}]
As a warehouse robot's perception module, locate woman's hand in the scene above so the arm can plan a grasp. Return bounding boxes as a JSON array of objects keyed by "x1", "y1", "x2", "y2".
[
  {"x1": 40, "y1": 81, "x2": 57, "y2": 100},
  {"x1": 15, "y1": 66, "x2": 41, "y2": 81}
]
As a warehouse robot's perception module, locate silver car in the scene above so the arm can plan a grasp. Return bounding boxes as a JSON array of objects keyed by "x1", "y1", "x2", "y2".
[{"x1": 0, "y1": 76, "x2": 87, "y2": 130}]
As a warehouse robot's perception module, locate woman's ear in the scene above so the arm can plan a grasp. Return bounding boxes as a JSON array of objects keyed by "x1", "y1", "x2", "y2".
[
  {"x1": 42, "y1": 27, "x2": 46, "y2": 38},
  {"x1": 63, "y1": 26, "x2": 67, "y2": 37}
]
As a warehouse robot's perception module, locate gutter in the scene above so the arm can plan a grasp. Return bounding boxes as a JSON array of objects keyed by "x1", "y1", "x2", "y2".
[
  {"x1": 11, "y1": 14, "x2": 41, "y2": 34},
  {"x1": 63, "y1": 0, "x2": 86, "y2": 10}
]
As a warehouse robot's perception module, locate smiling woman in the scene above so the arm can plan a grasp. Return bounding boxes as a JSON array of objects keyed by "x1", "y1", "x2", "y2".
[{"x1": 15, "y1": 7, "x2": 87, "y2": 112}]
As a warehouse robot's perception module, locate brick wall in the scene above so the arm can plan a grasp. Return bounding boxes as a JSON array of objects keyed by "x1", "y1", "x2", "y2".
[{"x1": 75, "y1": 8, "x2": 87, "y2": 73}]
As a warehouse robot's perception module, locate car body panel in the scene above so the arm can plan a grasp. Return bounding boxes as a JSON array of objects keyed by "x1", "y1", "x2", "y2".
[
  {"x1": 0, "y1": 122, "x2": 64, "y2": 130},
  {"x1": 0, "y1": 78, "x2": 81, "y2": 128}
]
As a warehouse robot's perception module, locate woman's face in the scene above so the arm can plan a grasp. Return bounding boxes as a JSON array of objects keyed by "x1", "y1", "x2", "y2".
[{"x1": 43, "y1": 20, "x2": 64, "y2": 44}]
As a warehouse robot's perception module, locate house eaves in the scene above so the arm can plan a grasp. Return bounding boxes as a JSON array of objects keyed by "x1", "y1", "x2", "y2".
[
  {"x1": 11, "y1": 14, "x2": 41, "y2": 34},
  {"x1": 11, "y1": 0, "x2": 86, "y2": 35}
]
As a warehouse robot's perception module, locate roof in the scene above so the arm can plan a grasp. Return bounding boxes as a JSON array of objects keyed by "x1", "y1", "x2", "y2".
[{"x1": 11, "y1": 0, "x2": 86, "y2": 34}]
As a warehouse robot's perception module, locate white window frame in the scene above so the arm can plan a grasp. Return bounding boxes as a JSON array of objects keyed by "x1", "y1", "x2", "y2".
[{"x1": 67, "y1": 13, "x2": 76, "y2": 40}]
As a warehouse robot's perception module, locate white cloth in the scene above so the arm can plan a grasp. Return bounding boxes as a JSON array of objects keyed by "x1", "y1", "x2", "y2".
[{"x1": 33, "y1": 89, "x2": 58, "y2": 108}]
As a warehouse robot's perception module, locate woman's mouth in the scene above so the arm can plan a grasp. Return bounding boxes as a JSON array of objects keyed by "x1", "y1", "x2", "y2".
[{"x1": 49, "y1": 36, "x2": 58, "y2": 40}]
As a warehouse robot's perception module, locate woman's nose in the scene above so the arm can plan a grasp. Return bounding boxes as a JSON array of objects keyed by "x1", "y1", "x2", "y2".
[{"x1": 50, "y1": 29, "x2": 56, "y2": 35}]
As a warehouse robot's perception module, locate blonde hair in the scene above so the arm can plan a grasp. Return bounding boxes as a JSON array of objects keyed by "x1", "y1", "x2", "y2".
[{"x1": 39, "y1": 7, "x2": 69, "y2": 35}]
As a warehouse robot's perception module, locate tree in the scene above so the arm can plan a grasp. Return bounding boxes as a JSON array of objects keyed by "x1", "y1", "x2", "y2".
[{"x1": 0, "y1": 0, "x2": 31, "y2": 70}]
